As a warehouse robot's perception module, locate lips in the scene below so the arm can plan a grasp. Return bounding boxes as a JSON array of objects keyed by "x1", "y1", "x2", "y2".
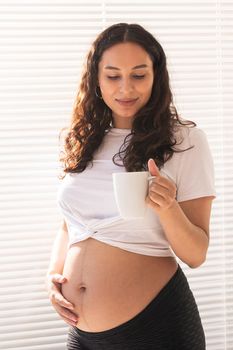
[{"x1": 116, "y1": 98, "x2": 138, "y2": 106}]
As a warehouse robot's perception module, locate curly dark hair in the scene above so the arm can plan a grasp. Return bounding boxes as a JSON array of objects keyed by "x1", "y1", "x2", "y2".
[{"x1": 58, "y1": 22, "x2": 196, "y2": 179}]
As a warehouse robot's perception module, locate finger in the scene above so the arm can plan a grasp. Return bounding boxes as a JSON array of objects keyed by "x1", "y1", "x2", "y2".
[
  {"x1": 50, "y1": 274, "x2": 67, "y2": 284},
  {"x1": 152, "y1": 181, "x2": 177, "y2": 199},
  {"x1": 56, "y1": 304, "x2": 79, "y2": 324},
  {"x1": 62, "y1": 316, "x2": 78, "y2": 328},
  {"x1": 148, "y1": 191, "x2": 166, "y2": 207},
  {"x1": 147, "y1": 190, "x2": 176, "y2": 210},
  {"x1": 50, "y1": 291, "x2": 75, "y2": 310},
  {"x1": 148, "y1": 158, "x2": 161, "y2": 177},
  {"x1": 146, "y1": 196, "x2": 160, "y2": 210},
  {"x1": 152, "y1": 176, "x2": 171, "y2": 189},
  {"x1": 155, "y1": 176, "x2": 176, "y2": 193},
  {"x1": 150, "y1": 183, "x2": 169, "y2": 199}
]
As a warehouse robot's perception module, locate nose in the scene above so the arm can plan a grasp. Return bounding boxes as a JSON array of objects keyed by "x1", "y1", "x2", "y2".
[{"x1": 119, "y1": 78, "x2": 134, "y2": 93}]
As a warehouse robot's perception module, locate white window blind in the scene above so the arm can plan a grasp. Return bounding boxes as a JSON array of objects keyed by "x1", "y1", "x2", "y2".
[{"x1": 0, "y1": 1, "x2": 231, "y2": 349}]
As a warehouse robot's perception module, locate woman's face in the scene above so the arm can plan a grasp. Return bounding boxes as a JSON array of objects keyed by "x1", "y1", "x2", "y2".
[{"x1": 98, "y1": 42, "x2": 154, "y2": 129}]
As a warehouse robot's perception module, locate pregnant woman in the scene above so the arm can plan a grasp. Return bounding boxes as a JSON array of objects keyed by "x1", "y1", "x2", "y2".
[{"x1": 46, "y1": 23, "x2": 216, "y2": 349}]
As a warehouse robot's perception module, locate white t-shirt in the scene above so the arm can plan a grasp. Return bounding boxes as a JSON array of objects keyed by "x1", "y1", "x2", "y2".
[{"x1": 57, "y1": 125, "x2": 216, "y2": 257}]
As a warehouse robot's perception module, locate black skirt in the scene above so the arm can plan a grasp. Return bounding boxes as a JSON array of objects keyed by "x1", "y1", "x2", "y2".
[{"x1": 66, "y1": 264, "x2": 205, "y2": 350}]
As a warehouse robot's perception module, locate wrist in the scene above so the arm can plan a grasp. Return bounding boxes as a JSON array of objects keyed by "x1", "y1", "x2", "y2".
[{"x1": 157, "y1": 199, "x2": 179, "y2": 218}]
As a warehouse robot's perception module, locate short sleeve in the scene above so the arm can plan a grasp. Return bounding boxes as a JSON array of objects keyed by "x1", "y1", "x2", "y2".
[{"x1": 176, "y1": 127, "x2": 216, "y2": 202}]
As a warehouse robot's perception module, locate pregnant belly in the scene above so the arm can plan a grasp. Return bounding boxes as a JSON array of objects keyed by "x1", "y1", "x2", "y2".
[{"x1": 61, "y1": 238, "x2": 178, "y2": 332}]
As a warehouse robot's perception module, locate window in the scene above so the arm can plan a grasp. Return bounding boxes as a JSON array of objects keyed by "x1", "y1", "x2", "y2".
[{"x1": 0, "y1": 1, "x2": 231, "y2": 349}]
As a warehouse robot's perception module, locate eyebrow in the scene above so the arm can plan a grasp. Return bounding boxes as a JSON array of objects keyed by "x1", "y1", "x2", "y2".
[{"x1": 104, "y1": 64, "x2": 149, "y2": 70}]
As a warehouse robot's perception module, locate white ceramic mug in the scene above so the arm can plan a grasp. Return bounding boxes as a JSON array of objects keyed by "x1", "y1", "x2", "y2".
[{"x1": 112, "y1": 171, "x2": 156, "y2": 219}]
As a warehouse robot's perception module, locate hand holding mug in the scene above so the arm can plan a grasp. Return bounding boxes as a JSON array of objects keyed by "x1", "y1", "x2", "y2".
[{"x1": 146, "y1": 158, "x2": 177, "y2": 214}]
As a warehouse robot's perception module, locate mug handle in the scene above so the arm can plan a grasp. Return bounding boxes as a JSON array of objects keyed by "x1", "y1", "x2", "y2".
[{"x1": 148, "y1": 175, "x2": 157, "y2": 181}]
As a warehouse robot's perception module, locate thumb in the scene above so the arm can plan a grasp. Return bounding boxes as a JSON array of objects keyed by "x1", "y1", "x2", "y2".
[
  {"x1": 148, "y1": 158, "x2": 160, "y2": 177},
  {"x1": 50, "y1": 273, "x2": 67, "y2": 284}
]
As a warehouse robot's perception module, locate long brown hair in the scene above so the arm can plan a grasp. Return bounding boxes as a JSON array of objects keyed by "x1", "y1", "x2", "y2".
[{"x1": 58, "y1": 23, "x2": 196, "y2": 179}]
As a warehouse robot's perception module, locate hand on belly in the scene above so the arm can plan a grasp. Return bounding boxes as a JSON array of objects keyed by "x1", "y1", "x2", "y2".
[
  {"x1": 61, "y1": 275, "x2": 153, "y2": 332},
  {"x1": 60, "y1": 238, "x2": 178, "y2": 332},
  {"x1": 61, "y1": 279, "x2": 86, "y2": 316}
]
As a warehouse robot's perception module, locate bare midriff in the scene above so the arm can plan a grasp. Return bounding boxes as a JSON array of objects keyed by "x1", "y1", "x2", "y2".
[{"x1": 61, "y1": 237, "x2": 178, "y2": 332}]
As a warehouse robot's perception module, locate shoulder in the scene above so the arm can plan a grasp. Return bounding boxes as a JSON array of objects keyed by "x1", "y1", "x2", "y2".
[
  {"x1": 167, "y1": 123, "x2": 216, "y2": 202},
  {"x1": 173, "y1": 124, "x2": 208, "y2": 150},
  {"x1": 161, "y1": 124, "x2": 212, "y2": 179}
]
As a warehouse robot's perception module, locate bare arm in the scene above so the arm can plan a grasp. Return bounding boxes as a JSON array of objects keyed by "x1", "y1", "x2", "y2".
[
  {"x1": 47, "y1": 220, "x2": 69, "y2": 276},
  {"x1": 146, "y1": 158, "x2": 215, "y2": 268},
  {"x1": 157, "y1": 196, "x2": 214, "y2": 268},
  {"x1": 46, "y1": 220, "x2": 79, "y2": 327}
]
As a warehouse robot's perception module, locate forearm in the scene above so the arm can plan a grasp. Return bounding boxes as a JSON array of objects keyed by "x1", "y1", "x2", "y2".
[
  {"x1": 47, "y1": 223, "x2": 69, "y2": 276},
  {"x1": 158, "y1": 201, "x2": 209, "y2": 268}
]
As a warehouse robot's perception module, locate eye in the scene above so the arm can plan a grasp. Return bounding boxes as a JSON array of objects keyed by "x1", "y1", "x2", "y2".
[
  {"x1": 133, "y1": 75, "x2": 145, "y2": 79},
  {"x1": 107, "y1": 76, "x2": 119, "y2": 80},
  {"x1": 107, "y1": 75, "x2": 145, "y2": 80}
]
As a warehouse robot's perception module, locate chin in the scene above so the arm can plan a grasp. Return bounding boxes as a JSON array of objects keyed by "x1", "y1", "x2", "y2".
[{"x1": 115, "y1": 110, "x2": 138, "y2": 118}]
